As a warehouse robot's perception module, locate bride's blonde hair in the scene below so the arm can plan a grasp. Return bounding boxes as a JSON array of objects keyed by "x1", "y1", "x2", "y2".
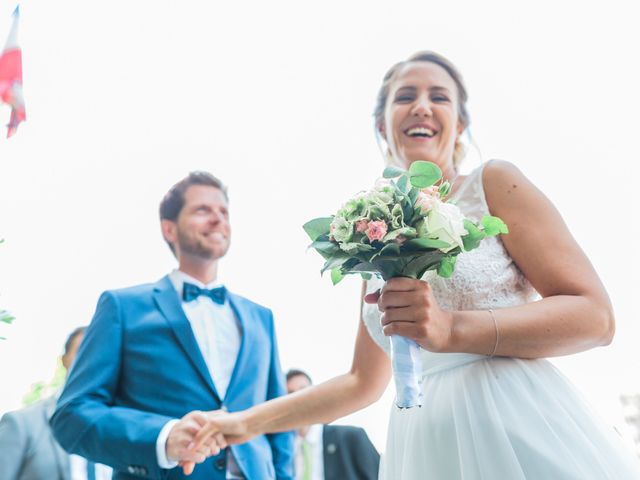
[{"x1": 373, "y1": 51, "x2": 471, "y2": 169}]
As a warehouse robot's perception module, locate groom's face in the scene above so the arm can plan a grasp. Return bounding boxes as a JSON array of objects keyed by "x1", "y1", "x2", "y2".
[{"x1": 171, "y1": 185, "x2": 231, "y2": 261}]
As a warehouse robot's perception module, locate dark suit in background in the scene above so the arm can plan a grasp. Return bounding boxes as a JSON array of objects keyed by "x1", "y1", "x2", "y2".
[{"x1": 322, "y1": 425, "x2": 379, "y2": 480}]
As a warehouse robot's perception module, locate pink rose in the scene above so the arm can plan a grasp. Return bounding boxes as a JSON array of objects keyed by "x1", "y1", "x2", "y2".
[
  {"x1": 366, "y1": 220, "x2": 388, "y2": 242},
  {"x1": 415, "y1": 191, "x2": 440, "y2": 214},
  {"x1": 355, "y1": 219, "x2": 369, "y2": 233}
]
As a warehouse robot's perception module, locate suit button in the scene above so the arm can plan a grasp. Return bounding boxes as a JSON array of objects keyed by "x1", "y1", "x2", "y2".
[
  {"x1": 215, "y1": 458, "x2": 226, "y2": 470},
  {"x1": 127, "y1": 466, "x2": 136, "y2": 474}
]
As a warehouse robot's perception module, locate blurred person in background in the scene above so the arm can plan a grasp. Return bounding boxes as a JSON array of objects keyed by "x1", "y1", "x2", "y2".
[
  {"x1": 0, "y1": 326, "x2": 112, "y2": 480},
  {"x1": 286, "y1": 369, "x2": 379, "y2": 480}
]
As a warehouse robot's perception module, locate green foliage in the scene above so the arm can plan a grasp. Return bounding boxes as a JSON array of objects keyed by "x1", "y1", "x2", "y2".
[
  {"x1": 462, "y1": 219, "x2": 485, "y2": 251},
  {"x1": 22, "y1": 359, "x2": 67, "y2": 406},
  {"x1": 0, "y1": 239, "x2": 15, "y2": 340},
  {"x1": 382, "y1": 166, "x2": 405, "y2": 179},
  {"x1": 481, "y1": 215, "x2": 509, "y2": 235},
  {"x1": 303, "y1": 162, "x2": 509, "y2": 284},
  {"x1": 437, "y1": 256, "x2": 457, "y2": 278},
  {"x1": 303, "y1": 217, "x2": 333, "y2": 241},
  {"x1": 406, "y1": 237, "x2": 451, "y2": 250},
  {"x1": 409, "y1": 161, "x2": 442, "y2": 188},
  {"x1": 1, "y1": 310, "x2": 14, "y2": 324},
  {"x1": 330, "y1": 268, "x2": 344, "y2": 285}
]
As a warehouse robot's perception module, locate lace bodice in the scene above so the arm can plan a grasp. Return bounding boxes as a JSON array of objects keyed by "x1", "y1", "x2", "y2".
[{"x1": 362, "y1": 161, "x2": 538, "y2": 356}]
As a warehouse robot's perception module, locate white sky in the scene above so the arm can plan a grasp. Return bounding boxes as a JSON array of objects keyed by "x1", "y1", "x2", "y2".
[{"x1": 1, "y1": 0, "x2": 639, "y2": 452}]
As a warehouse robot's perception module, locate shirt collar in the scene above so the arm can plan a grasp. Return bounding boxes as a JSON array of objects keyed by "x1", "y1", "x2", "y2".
[
  {"x1": 169, "y1": 269, "x2": 223, "y2": 297},
  {"x1": 302, "y1": 423, "x2": 324, "y2": 446}
]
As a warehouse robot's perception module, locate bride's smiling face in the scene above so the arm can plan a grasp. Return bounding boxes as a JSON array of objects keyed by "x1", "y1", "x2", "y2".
[{"x1": 382, "y1": 62, "x2": 463, "y2": 172}]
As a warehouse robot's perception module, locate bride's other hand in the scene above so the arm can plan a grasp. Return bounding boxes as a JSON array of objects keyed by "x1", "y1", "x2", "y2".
[{"x1": 374, "y1": 277, "x2": 455, "y2": 352}]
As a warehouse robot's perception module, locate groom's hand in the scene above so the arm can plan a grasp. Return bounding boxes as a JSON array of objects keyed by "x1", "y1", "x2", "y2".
[
  {"x1": 167, "y1": 411, "x2": 226, "y2": 475},
  {"x1": 176, "y1": 410, "x2": 227, "y2": 475},
  {"x1": 181, "y1": 410, "x2": 251, "y2": 474}
]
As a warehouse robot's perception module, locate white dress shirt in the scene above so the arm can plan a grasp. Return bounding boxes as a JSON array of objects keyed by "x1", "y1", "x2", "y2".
[
  {"x1": 294, "y1": 424, "x2": 325, "y2": 480},
  {"x1": 156, "y1": 270, "x2": 243, "y2": 476},
  {"x1": 70, "y1": 455, "x2": 112, "y2": 480}
]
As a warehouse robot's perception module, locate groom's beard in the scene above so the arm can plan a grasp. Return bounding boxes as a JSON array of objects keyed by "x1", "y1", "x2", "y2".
[{"x1": 176, "y1": 230, "x2": 228, "y2": 261}]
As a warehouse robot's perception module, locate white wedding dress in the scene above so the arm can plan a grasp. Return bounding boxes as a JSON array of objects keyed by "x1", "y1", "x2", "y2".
[{"x1": 362, "y1": 162, "x2": 640, "y2": 479}]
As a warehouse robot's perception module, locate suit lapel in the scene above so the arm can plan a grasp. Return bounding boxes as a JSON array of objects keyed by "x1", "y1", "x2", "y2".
[
  {"x1": 44, "y1": 396, "x2": 71, "y2": 480},
  {"x1": 221, "y1": 292, "x2": 250, "y2": 402},
  {"x1": 153, "y1": 277, "x2": 222, "y2": 403}
]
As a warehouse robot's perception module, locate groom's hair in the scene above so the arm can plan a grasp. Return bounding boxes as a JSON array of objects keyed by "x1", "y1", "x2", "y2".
[
  {"x1": 160, "y1": 171, "x2": 228, "y2": 222},
  {"x1": 159, "y1": 171, "x2": 228, "y2": 254}
]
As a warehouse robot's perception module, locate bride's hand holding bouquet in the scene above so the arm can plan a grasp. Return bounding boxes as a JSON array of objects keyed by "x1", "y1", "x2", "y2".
[{"x1": 303, "y1": 160, "x2": 508, "y2": 408}]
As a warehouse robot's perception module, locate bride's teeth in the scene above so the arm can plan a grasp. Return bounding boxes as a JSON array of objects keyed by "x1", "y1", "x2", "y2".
[{"x1": 407, "y1": 127, "x2": 435, "y2": 137}]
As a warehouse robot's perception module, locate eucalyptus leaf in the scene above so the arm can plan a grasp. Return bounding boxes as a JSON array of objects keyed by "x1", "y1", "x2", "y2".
[
  {"x1": 409, "y1": 161, "x2": 442, "y2": 188},
  {"x1": 331, "y1": 268, "x2": 344, "y2": 285},
  {"x1": 303, "y1": 217, "x2": 333, "y2": 241},
  {"x1": 437, "y1": 256, "x2": 457, "y2": 278},
  {"x1": 462, "y1": 220, "x2": 486, "y2": 251},
  {"x1": 481, "y1": 215, "x2": 509, "y2": 236},
  {"x1": 396, "y1": 175, "x2": 409, "y2": 194},
  {"x1": 383, "y1": 166, "x2": 406, "y2": 178}
]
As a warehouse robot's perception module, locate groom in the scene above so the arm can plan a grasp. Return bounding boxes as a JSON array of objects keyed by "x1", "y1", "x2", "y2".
[{"x1": 51, "y1": 172, "x2": 294, "y2": 479}]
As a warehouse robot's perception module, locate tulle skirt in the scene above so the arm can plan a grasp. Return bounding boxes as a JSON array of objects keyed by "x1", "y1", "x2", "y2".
[{"x1": 380, "y1": 354, "x2": 640, "y2": 479}]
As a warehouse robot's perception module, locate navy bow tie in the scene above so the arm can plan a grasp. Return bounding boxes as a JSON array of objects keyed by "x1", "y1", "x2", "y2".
[{"x1": 183, "y1": 282, "x2": 226, "y2": 304}]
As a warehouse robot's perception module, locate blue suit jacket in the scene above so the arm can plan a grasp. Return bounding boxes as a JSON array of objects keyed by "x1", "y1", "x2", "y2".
[{"x1": 51, "y1": 276, "x2": 294, "y2": 480}]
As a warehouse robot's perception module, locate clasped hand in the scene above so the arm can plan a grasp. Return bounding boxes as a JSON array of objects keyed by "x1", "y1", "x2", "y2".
[
  {"x1": 166, "y1": 409, "x2": 247, "y2": 475},
  {"x1": 364, "y1": 277, "x2": 455, "y2": 352}
]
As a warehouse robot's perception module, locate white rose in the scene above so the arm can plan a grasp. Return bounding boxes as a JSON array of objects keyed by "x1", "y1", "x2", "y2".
[{"x1": 424, "y1": 202, "x2": 468, "y2": 252}]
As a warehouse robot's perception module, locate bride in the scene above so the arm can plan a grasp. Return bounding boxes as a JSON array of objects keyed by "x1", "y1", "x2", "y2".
[{"x1": 187, "y1": 51, "x2": 640, "y2": 479}]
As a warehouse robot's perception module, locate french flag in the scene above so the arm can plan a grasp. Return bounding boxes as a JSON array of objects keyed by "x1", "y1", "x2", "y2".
[{"x1": 0, "y1": 6, "x2": 25, "y2": 138}]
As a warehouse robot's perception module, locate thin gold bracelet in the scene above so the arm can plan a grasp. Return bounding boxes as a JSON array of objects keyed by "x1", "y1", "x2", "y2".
[{"x1": 488, "y1": 309, "x2": 499, "y2": 357}]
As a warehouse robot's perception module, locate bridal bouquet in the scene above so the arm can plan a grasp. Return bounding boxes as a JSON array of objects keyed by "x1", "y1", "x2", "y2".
[{"x1": 303, "y1": 161, "x2": 508, "y2": 408}]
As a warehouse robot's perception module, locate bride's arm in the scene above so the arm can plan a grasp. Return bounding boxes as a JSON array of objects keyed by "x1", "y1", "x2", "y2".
[
  {"x1": 381, "y1": 160, "x2": 614, "y2": 359},
  {"x1": 194, "y1": 284, "x2": 391, "y2": 444},
  {"x1": 448, "y1": 160, "x2": 614, "y2": 358}
]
